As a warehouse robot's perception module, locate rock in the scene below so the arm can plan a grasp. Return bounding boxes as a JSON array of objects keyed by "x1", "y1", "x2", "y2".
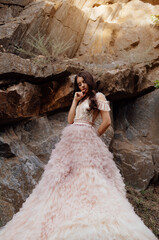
[
  {"x1": 0, "y1": 0, "x2": 33, "y2": 7},
  {"x1": 0, "y1": 52, "x2": 158, "y2": 125},
  {"x1": 75, "y1": 0, "x2": 159, "y2": 64},
  {"x1": 0, "y1": 0, "x2": 159, "y2": 63},
  {"x1": 87, "y1": 59, "x2": 158, "y2": 101},
  {"x1": 0, "y1": 199, "x2": 14, "y2": 227},
  {"x1": 13, "y1": 114, "x2": 68, "y2": 163},
  {"x1": 0, "y1": 4, "x2": 23, "y2": 24},
  {"x1": 0, "y1": 0, "x2": 86, "y2": 59},
  {"x1": 0, "y1": 82, "x2": 41, "y2": 125},
  {"x1": 0, "y1": 52, "x2": 71, "y2": 77},
  {"x1": 0, "y1": 112, "x2": 69, "y2": 227},
  {"x1": 141, "y1": 0, "x2": 159, "y2": 5},
  {"x1": 152, "y1": 151, "x2": 159, "y2": 182},
  {"x1": 0, "y1": 53, "x2": 81, "y2": 125},
  {"x1": 111, "y1": 89, "x2": 159, "y2": 190},
  {"x1": 40, "y1": 75, "x2": 74, "y2": 113},
  {"x1": 0, "y1": 142, "x2": 44, "y2": 227},
  {"x1": 0, "y1": 76, "x2": 74, "y2": 124}
]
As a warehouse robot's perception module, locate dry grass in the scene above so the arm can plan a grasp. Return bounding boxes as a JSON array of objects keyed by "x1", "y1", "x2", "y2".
[
  {"x1": 126, "y1": 184, "x2": 159, "y2": 238},
  {"x1": 15, "y1": 32, "x2": 74, "y2": 64}
]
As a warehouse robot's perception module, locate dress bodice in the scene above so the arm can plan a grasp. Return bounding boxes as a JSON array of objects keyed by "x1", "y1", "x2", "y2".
[{"x1": 74, "y1": 92, "x2": 110, "y2": 125}]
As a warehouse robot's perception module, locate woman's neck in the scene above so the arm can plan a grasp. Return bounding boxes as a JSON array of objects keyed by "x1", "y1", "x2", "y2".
[
  {"x1": 79, "y1": 95, "x2": 89, "y2": 105},
  {"x1": 81, "y1": 94, "x2": 89, "y2": 101}
]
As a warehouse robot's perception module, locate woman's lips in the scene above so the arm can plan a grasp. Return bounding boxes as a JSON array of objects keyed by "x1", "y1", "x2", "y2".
[{"x1": 82, "y1": 89, "x2": 87, "y2": 93}]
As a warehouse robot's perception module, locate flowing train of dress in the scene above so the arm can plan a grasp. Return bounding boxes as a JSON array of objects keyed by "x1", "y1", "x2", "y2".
[{"x1": 0, "y1": 93, "x2": 158, "y2": 240}]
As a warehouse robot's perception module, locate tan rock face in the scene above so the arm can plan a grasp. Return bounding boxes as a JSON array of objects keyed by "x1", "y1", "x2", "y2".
[
  {"x1": 65, "y1": 0, "x2": 159, "y2": 64},
  {"x1": 0, "y1": 0, "x2": 159, "y2": 64}
]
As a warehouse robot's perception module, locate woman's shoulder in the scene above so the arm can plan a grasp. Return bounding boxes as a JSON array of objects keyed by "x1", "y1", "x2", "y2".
[
  {"x1": 95, "y1": 92, "x2": 110, "y2": 111},
  {"x1": 96, "y1": 92, "x2": 107, "y2": 101}
]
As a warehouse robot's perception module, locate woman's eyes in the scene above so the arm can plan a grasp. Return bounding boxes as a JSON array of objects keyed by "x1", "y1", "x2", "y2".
[{"x1": 78, "y1": 81, "x2": 86, "y2": 86}]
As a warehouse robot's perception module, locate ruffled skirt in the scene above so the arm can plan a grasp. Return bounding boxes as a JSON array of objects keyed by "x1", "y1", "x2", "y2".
[{"x1": 0, "y1": 122, "x2": 157, "y2": 240}]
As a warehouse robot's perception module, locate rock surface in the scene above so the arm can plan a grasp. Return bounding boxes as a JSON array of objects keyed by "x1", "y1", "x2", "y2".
[
  {"x1": 111, "y1": 89, "x2": 159, "y2": 189},
  {"x1": 0, "y1": 112, "x2": 67, "y2": 226},
  {"x1": 0, "y1": 82, "x2": 41, "y2": 125},
  {"x1": 0, "y1": 0, "x2": 33, "y2": 6},
  {"x1": 0, "y1": 52, "x2": 158, "y2": 124},
  {"x1": 0, "y1": 0, "x2": 159, "y2": 63}
]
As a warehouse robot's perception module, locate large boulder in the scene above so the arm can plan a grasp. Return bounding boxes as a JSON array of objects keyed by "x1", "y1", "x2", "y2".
[
  {"x1": 111, "y1": 89, "x2": 159, "y2": 190},
  {"x1": 0, "y1": 112, "x2": 67, "y2": 226}
]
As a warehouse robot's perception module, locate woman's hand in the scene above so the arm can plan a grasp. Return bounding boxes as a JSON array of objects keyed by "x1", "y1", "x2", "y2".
[
  {"x1": 68, "y1": 91, "x2": 85, "y2": 124},
  {"x1": 74, "y1": 91, "x2": 86, "y2": 102}
]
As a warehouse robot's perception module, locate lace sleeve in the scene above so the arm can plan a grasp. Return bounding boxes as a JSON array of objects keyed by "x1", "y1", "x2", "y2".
[{"x1": 96, "y1": 92, "x2": 110, "y2": 111}]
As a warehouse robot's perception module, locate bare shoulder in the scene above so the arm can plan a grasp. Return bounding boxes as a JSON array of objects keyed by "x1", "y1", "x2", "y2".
[{"x1": 96, "y1": 92, "x2": 106, "y2": 101}]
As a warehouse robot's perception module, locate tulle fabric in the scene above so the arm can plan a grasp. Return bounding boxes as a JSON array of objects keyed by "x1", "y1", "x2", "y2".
[
  {"x1": 96, "y1": 92, "x2": 110, "y2": 112},
  {"x1": 0, "y1": 123, "x2": 157, "y2": 240},
  {"x1": 97, "y1": 99, "x2": 110, "y2": 111}
]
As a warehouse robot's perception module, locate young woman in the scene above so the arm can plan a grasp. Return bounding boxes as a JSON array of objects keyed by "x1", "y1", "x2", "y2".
[{"x1": 0, "y1": 71, "x2": 157, "y2": 240}]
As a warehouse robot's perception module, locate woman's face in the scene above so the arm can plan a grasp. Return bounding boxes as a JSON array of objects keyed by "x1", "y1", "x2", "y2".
[{"x1": 77, "y1": 77, "x2": 89, "y2": 94}]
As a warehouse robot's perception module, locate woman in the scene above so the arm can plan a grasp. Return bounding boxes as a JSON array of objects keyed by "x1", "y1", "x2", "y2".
[{"x1": 0, "y1": 71, "x2": 157, "y2": 240}]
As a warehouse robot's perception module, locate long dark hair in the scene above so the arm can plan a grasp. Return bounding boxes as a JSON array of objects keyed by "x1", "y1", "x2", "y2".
[{"x1": 74, "y1": 71, "x2": 98, "y2": 111}]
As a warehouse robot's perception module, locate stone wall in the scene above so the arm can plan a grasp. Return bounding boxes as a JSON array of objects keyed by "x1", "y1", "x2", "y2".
[{"x1": 0, "y1": 0, "x2": 159, "y2": 62}]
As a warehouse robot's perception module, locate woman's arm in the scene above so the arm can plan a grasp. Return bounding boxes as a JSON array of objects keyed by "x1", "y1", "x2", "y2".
[
  {"x1": 97, "y1": 110, "x2": 111, "y2": 136},
  {"x1": 96, "y1": 93, "x2": 111, "y2": 136},
  {"x1": 68, "y1": 92, "x2": 85, "y2": 124},
  {"x1": 67, "y1": 98, "x2": 78, "y2": 124}
]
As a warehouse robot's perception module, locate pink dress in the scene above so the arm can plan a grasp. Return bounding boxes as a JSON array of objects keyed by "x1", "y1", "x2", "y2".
[{"x1": 0, "y1": 92, "x2": 157, "y2": 240}]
